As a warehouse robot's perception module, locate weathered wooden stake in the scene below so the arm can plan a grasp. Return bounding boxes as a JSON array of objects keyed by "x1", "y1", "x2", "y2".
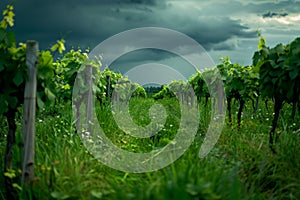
[
  {"x1": 22, "y1": 40, "x2": 38, "y2": 185},
  {"x1": 217, "y1": 82, "x2": 224, "y2": 115},
  {"x1": 106, "y1": 75, "x2": 111, "y2": 102},
  {"x1": 86, "y1": 65, "x2": 93, "y2": 133}
]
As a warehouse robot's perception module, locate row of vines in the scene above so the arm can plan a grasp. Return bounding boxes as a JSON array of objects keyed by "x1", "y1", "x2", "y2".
[{"x1": 155, "y1": 36, "x2": 300, "y2": 152}]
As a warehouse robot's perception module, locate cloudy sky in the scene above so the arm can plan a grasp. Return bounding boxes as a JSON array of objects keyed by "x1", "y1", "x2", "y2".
[{"x1": 1, "y1": 0, "x2": 300, "y2": 83}]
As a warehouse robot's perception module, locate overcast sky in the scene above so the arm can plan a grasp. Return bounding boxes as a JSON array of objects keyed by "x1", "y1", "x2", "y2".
[{"x1": 1, "y1": 0, "x2": 300, "y2": 83}]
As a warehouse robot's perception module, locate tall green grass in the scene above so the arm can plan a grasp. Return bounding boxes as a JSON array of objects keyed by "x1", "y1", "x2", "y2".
[{"x1": 0, "y1": 98, "x2": 299, "y2": 199}]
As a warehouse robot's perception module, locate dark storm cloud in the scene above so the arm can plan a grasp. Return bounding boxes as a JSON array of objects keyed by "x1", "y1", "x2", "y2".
[
  {"x1": 2, "y1": 0, "x2": 165, "y2": 49},
  {"x1": 1, "y1": 0, "x2": 299, "y2": 66},
  {"x1": 262, "y1": 11, "x2": 289, "y2": 18},
  {"x1": 181, "y1": 17, "x2": 255, "y2": 50},
  {"x1": 0, "y1": 0, "x2": 256, "y2": 51}
]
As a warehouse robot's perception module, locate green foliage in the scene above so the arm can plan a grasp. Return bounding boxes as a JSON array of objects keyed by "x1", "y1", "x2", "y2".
[
  {"x1": 36, "y1": 50, "x2": 57, "y2": 108},
  {"x1": 0, "y1": 5, "x2": 19, "y2": 115},
  {"x1": 54, "y1": 48, "x2": 145, "y2": 107},
  {"x1": 217, "y1": 57, "x2": 259, "y2": 101},
  {"x1": 131, "y1": 83, "x2": 147, "y2": 98},
  {"x1": 153, "y1": 79, "x2": 195, "y2": 101},
  {"x1": 258, "y1": 37, "x2": 266, "y2": 50},
  {"x1": 252, "y1": 36, "x2": 300, "y2": 148},
  {"x1": 0, "y1": 5, "x2": 57, "y2": 115},
  {"x1": 50, "y1": 39, "x2": 66, "y2": 54},
  {"x1": 201, "y1": 67, "x2": 222, "y2": 99},
  {"x1": 253, "y1": 37, "x2": 300, "y2": 104},
  {"x1": 94, "y1": 69, "x2": 123, "y2": 103},
  {"x1": 153, "y1": 85, "x2": 176, "y2": 100},
  {"x1": 169, "y1": 80, "x2": 191, "y2": 97},
  {"x1": 189, "y1": 70, "x2": 209, "y2": 100},
  {"x1": 0, "y1": 42, "x2": 26, "y2": 115},
  {"x1": 54, "y1": 48, "x2": 95, "y2": 101},
  {"x1": 0, "y1": 5, "x2": 14, "y2": 29},
  {"x1": 93, "y1": 69, "x2": 147, "y2": 104}
]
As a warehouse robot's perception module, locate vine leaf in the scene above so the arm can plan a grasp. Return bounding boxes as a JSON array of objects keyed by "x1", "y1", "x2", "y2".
[
  {"x1": 51, "y1": 39, "x2": 66, "y2": 54},
  {"x1": 13, "y1": 70, "x2": 24, "y2": 86},
  {"x1": 45, "y1": 87, "x2": 56, "y2": 102}
]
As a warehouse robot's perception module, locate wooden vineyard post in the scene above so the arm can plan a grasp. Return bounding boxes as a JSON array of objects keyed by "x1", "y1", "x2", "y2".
[
  {"x1": 86, "y1": 65, "x2": 93, "y2": 133},
  {"x1": 217, "y1": 81, "x2": 224, "y2": 115},
  {"x1": 22, "y1": 40, "x2": 38, "y2": 185},
  {"x1": 106, "y1": 74, "x2": 111, "y2": 102},
  {"x1": 190, "y1": 90, "x2": 194, "y2": 107}
]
